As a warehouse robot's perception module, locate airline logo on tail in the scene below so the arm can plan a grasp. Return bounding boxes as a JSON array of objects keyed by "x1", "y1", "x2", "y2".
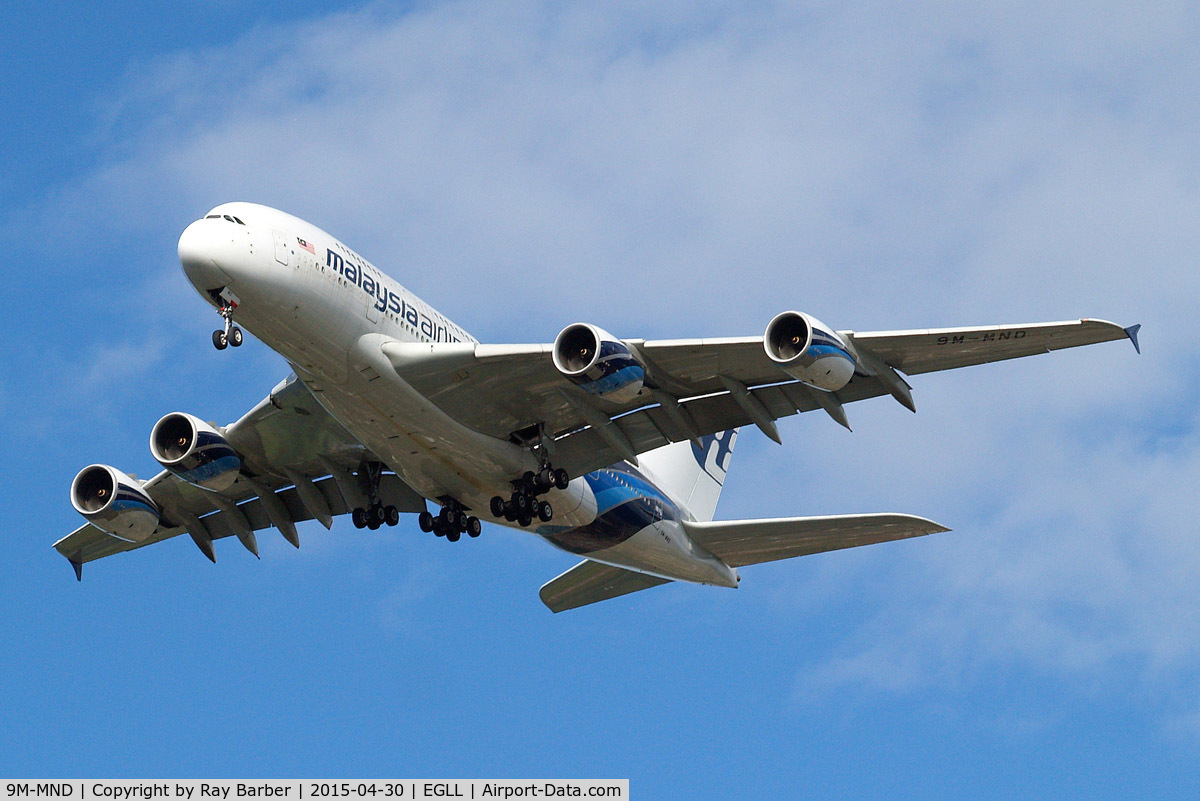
[{"x1": 692, "y1": 429, "x2": 737, "y2": 484}]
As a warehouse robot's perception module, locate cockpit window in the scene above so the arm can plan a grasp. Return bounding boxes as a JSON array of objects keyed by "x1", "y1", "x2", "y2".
[
  {"x1": 205, "y1": 213, "x2": 246, "y2": 224},
  {"x1": 206, "y1": 214, "x2": 221, "y2": 219},
  {"x1": 232, "y1": 216, "x2": 245, "y2": 225}
]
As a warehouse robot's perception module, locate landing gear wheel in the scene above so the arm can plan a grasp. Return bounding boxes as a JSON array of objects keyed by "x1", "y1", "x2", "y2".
[
  {"x1": 446, "y1": 529, "x2": 461, "y2": 542},
  {"x1": 212, "y1": 330, "x2": 228, "y2": 350},
  {"x1": 385, "y1": 505, "x2": 400, "y2": 526},
  {"x1": 370, "y1": 503, "x2": 387, "y2": 527},
  {"x1": 490, "y1": 496, "x2": 506, "y2": 518},
  {"x1": 229, "y1": 326, "x2": 244, "y2": 347},
  {"x1": 433, "y1": 522, "x2": 446, "y2": 537},
  {"x1": 512, "y1": 492, "x2": 530, "y2": 514},
  {"x1": 418, "y1": 511, "x2": 434, "y2": 532},
  {"x1": 367, "y1": 515, "x2": 382, "y2": 531},
  {"x1": 518, "y1": 513, "x2": 532, "y2": 527},
  {"x1": 352, "y1": 507, "x2": 367, "y2": 529},
  {"x1": 537, "y1": 500, "x2": 553, "y2": 522},
  {"x1": 554, "y1": 468, "x2": 570, "y2": 490},
  {"x1": 467, "y1": 517, "x2": 482, "y2": 537}
]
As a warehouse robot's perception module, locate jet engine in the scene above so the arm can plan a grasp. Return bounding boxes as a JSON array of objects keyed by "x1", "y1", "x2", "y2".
[
  {"x1": 763, "y1": 311, "x2": 856, "y2": 392},
  {"x1": 70, "y1": 464, "x2": 160, "y2": 541},
  {"x1": 150, "y1": 412, "x2": 242, "y2": 491},
  {"x1": 553, "y1": 323, "x2": 646, "y2": 404}
]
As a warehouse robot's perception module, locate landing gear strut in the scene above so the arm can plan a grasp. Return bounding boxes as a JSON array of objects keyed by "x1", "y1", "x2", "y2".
[
  {"x1": 419, "y1": 500, "x2": 481, "y2": 542},
  {"x1": 350, "y1": 461, "x2": 399, "y2": 531},
  {"x1": 211, "y1": 291, "x2": 244, "y2": 350},
  {"x1": 490, "y1": 467, "x2": 569, "y2": 528}
]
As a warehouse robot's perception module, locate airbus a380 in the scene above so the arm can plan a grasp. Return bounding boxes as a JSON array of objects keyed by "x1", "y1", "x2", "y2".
[{"x1": 57, "y1": 202, "x2": 1141, "y2": 611}]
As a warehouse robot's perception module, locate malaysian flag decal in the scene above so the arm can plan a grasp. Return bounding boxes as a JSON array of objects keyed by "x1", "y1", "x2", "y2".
[{"x1": 297, "y1": 237, "x2": 315, "y2": 254}]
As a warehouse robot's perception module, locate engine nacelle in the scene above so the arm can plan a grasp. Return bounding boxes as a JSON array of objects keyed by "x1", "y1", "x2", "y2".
[
  {"x1": 70, "y1": 464, "x2": 160, "y2": 542},
  {"x1": 552, "y1": 323, "x2": 646, "y2": 404},
  {"x1": 764, "y1": 311, "x2": 856, "y2": 392},
  {"x1": 150, "y1": 412, "x2": 242, "y2": 491}
]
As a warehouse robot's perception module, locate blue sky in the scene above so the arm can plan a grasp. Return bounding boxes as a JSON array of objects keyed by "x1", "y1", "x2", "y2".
[{"x1": 3, "y1": 1, "x2": 1198, "y2": 797}]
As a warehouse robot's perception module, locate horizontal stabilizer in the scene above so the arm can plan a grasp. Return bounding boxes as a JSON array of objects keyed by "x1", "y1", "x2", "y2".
[
  {"x1": 681, "y1": 513, "x2": 949, "y2": 567},
  {"x1": 540, "y1": 559, "x2": 671, "y2": 613}
]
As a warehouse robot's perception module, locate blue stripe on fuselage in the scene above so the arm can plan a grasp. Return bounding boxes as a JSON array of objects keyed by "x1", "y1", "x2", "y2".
[{"x1": 539, "y1": 464, "x2": 680, "y2": 555}]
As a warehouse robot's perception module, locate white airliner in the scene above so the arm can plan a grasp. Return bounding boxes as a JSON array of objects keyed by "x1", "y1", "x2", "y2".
[{"x1": 57, "y1": 203, "x2": 1141, "y2": 611}]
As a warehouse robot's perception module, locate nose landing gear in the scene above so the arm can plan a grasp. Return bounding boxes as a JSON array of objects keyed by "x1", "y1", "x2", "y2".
[{"x1": 210, "y1": 289, "x2": 244, "y2": 350}]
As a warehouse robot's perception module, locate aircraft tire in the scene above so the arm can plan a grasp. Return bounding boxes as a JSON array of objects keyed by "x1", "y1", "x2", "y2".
[
  {"x1": 467, "y1": 517, "x2": 482, "y2": 537},
  {"x1": 554, "y1": 468, "x2": 569, "y2": 490},
  {"x1": 418, "y1": 511, "x2": 434, "y2": 532},
  {"x1": 230, "y1": 327, "x2": 244, "y2": 347},
  {"x1": 212, "y1": 330, "x2": 228, "y2": 350},
  {"x1": 490, "y1": 496, "x2": 505, "y2": 517},
  {"x1": 352, "y1": 508, "x2": 367, "y2": 529},
  {"x1": 446, "y1": 529, "x2": 461, "y2": 542},
  {"x1": 537, "y1": 501, "x2": 553, "y2": 522},
  {"x1": 385, "y1": 505, "x2": 400, "y2": 526}
]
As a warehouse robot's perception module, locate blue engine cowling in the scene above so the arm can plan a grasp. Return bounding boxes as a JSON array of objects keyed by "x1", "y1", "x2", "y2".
[
  {"x1": 552, "y1": 323, "x2": 646, "y2": 405},
  {"x1": 763, "y1": 310, "x2": 856, "y2": 392},
  {"x1": 150, "y1": 412, "x2": 242, "y2": 491},
  {"x1": 70, "y1": 464, "x2": 160, "y2": 542}
]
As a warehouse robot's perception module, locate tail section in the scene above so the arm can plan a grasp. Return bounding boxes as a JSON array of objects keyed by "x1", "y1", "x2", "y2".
[{"x1": 637, "y1": 429, "x2": 738, "y2": 522}]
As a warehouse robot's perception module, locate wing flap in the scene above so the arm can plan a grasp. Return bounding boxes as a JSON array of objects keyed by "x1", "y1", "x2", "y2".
[
  {"x1": 539, "y1": 559, "x2": 672, "y2": 613},
  {"x1": 681, "y1": 513, "x2": 950, "y2": 568}
]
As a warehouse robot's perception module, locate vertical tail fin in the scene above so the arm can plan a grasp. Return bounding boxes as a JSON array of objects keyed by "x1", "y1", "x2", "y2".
[{"x1": 637, "y1": 429, "x2": 738, "y2": 522}]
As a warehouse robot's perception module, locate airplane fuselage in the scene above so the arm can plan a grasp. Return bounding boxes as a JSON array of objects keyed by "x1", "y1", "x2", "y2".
[{"x1": 177, "y1": 202, "x2": 738, "y2": 588}]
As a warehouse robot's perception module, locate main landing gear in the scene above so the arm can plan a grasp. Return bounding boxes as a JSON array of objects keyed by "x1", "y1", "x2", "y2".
[
  {"x1": 212, "y1": 297, "x2": 244, "y2": 350},
  {"x1": 417, "y1": 502, "x2": 482, "y2": 542},
  {"x1": 352, "y1": 501, "x2": 400, "y2": 531},
  {"x1": 350, "y1": 461, "x2": 400, "y2": 531},
  {"x1": 490, "y1": 467, "x2": 569, "y2": 528}
]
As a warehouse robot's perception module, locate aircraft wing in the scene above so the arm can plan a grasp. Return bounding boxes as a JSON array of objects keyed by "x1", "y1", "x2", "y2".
[
  {"x1": 54, "y1": 374, "x2": 427, "y2": 574},
  {"x1": 384, "y1": 318, "x2": 1138, "y2": 478}
]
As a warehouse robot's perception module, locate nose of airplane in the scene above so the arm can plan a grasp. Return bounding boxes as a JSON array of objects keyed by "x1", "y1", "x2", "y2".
[{"x1": 178, "y1": 219, "x2": 234, "y2": 292}]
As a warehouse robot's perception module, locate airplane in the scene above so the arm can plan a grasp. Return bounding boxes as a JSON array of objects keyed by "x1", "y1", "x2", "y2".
[{"x1": 56, "y1": 202, "x2": 1142, "y2": 612}]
